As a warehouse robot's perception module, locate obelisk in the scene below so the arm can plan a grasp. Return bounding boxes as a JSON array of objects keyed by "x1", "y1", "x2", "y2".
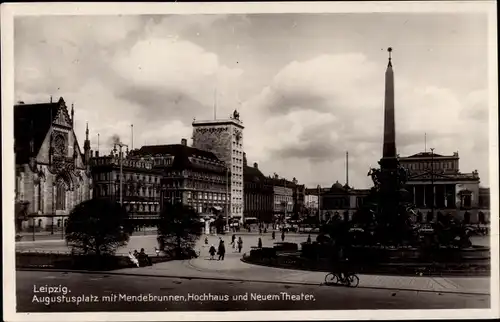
[{"x1": 380, "y1": 47, "x2": 397, "y2": 170}]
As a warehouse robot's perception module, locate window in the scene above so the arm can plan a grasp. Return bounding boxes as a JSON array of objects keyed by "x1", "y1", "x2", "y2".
[{"x1": 56, "y1": 181, "x2": 66, "y2": 210}]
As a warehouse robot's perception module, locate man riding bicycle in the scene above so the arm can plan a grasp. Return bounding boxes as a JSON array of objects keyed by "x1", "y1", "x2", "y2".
[{"x1": 333, "y1": 245, "x2": 351, "y2": 281}]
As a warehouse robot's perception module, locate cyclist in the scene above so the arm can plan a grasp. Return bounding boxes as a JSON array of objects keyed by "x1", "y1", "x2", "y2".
[{"x1": 334, "y1": 245, "x2": 351, "y2": 282}]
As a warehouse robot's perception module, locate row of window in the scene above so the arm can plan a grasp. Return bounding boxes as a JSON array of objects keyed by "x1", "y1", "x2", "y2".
[
  {"x1": 124, "y1": 203, "x2": 160, "y2": 213},
  {"x1": 187, "y1": 191, "x2": 227, "y2": 201},
  {"x1": 404, "y1": 161, "x2": 457, "y2": 171}
]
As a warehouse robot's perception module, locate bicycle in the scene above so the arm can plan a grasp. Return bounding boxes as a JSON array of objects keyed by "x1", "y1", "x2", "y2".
[{"x1": 324, "y1": 272, "x2": 360, "y2": 288}]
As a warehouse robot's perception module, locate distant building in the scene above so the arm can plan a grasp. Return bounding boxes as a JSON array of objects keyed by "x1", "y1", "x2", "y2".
[
  {"x1": 131, "y1": 139, "x2": 229, "y2": 217},
  {"x1": 14, "y1": 97, "x2": 93, "y2": 232},
  {"x1": 192, "y1": 110, "x2": 244, "y2": 221},
  {"x1": 318, "y1": 182, "x2": 370, "y2": 222},
  {"x1": 400, "y1": 151, "x2": 490, "y2": 224},
  {"x1": 243, "y1": 153, "x2": 274, "y2": 223},
  {"x1": 304, "y1": 188, "x2": 320, "y2": 215},
  {"x1": 269, "y1": 174, "x2": 295, "y2": 220},
  {"x1": 89, "y1": 149, "x2": 162, "y2": 226}
]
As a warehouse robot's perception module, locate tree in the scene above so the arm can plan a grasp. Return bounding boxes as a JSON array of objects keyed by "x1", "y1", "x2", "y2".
[
  {"x1": 65, "y1": 199, "x2": 131, "y2": 256},
  {"x1": 15, "y1": 200, "x2": 29, "y2": 233},
  {"x1": 157, "y1": 202, "x2": 203, "y2": 259}
]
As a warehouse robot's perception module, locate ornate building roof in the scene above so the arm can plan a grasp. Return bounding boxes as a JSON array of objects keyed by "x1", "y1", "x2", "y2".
[
  {"x1": 133, "y1": 144, "x2": 225, "y2": 173},
  {"x1": 14, "y1": 98, "x2": 63, "y2": 164}
]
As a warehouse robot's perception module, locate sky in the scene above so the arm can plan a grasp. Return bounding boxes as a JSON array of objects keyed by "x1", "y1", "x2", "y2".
[{"x1": 14, "y1": 13, "x2": 492, "y2": 189}]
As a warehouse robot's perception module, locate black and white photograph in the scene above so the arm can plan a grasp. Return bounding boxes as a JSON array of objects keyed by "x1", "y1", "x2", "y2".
[{"x1": 2, "y1": 2, "x2": 498, "y2": 321}]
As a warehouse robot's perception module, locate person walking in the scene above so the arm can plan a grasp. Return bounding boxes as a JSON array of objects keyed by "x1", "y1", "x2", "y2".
[
  {"x1": 209, "y1": 244, "x2": 216, "y2": 260},
  {"x1": 205, "y1": 236, "x2": 209, "y2": 245},
  {"x1": 272, "y1": 231, "x2": 276, "y2": 240},
  {"x1": 218, "y1": 240, "x2": 226, "y2": 261},
  {"x1": 281, "y1": 230, "x2": 285, "y2": 242},
  {"x1": 237, "y1": 237, "x2": 243, "y2": 253},
  {"x1": 258, "y1": 237, "x2": 262, "y2": 248},
  {"x1": 307, "y1": 234, "x2": 312, "y2": 243},
  {"x1": 231, "y1": 234, "x2": 236, "y2": 250}
]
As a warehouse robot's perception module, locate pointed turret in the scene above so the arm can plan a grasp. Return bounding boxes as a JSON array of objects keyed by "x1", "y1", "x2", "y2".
[
  {"x1": 381, "y1": 47, "x2": 397, "y2": 167},
  {"x1": 71, "y1": 103, "x2": 74, "y2": 127},
  {"x1": 84, "y1": 122, "x2": 91, "y2": 165}
]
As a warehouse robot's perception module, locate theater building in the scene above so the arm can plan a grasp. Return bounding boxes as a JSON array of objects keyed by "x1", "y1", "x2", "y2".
[
  {"x1": 400, "y1": 151, "x2": 490, "y2": 224},
  {"x1": 131, "y1": 139, "x2": 229, "y2": 217},
  {"x1": 243, "y1": 154, "x2": 274, "y2": 223},
  {"x1": 14, "y1": 97, "x2": 93, "y2": 232},
  {"x1": 89, "y1": 148, "x2": 162, "y2": 225}
]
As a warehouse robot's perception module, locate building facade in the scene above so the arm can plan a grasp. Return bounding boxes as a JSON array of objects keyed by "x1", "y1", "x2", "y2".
[
  {"x1": 400, "y1": 151, "x2": 490, "y2": 224},
  {"x1": 318, "y1": 182, "x2": 370, "y2": 223},
  {"x1": 304, "y1": 188, "x2": 320, "y2": 216},
  {"x1": 243, "y1": 154, "x2": 274, "y2": 223},
  {"x1": 192, "y1": 110, "x2": 244, "y2": 221},
  {"x1": 14, "y1": 97, "x2": 93, "y2": 231},
  {"x1": 270, "y1": 175, "x2": 294, "y2": 219},
  {"x1": 90, "y1": 149, "x2": 162, "y2": 225},
  {"x1": 131, "y1": 139, "x2": 229, "y2": 217}
]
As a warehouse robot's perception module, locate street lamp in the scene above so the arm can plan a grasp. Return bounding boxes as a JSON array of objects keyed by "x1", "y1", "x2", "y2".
[
  {"x1": 317, "y1": 184, "x2": 321, "y2": 224},
  {"x1": 225, "y1": 166, "x2": 229, "y2": 232},
  {"x1": 430, "y1": 148, "x2": 435, "y2": 223},
  {"x1": 114, "y1": 142, "x2": 128, "y2": 206}
]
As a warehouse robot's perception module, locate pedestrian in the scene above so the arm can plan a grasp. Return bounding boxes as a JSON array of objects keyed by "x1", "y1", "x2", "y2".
[
  {"x1": 205, "y1": 236, "x2": 208, "y2": 245},
  {"x1": 258, "y1": 237, "x2": 262, "y2": 248},
  {"x1": 272, "y1": 231, "x2": 275, "y2": 240},
  {"x1": 218, "y1": 240, "x2": 226, "y2": 261},
  {"x1": 264, "y1": 227, "x2": 267, "y2": 234},
  {"x1": 281, "y1": 230, "x2": 285, "y2": 242},
  {"x1": 237, "y1": 237, "x2": 243, "y2": 253},
  {"x1": 307, "y1": 234, "x2": 312, "y2": 243},
  {"x1": 209, "y1": 244, "x2": 216, "y2": 260}
]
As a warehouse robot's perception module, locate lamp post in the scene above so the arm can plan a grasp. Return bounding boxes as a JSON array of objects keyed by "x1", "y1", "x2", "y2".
[
  {"x1": 114, "y1": 142, "x2": 128, "y2": 206},
  {"x1": 317, "y1": 184, "x2": 321, "y2": 224},
  {"x1": 430, "y1": 148, "x2": 435, "y2": 223},
  {"x1": 225, "y1": 166, "x2": 229, "y2": 232}
]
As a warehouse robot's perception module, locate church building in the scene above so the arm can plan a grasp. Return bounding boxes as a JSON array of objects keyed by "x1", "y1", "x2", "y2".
[{"x1": 14, "y1": 97, "x2": 93, "y2": 232}]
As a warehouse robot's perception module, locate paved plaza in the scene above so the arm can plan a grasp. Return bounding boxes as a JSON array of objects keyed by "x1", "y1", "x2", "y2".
[
  {"x1": 17, "y1": 270, "x2": 489, "y2": 311},
  {"x1": 16, "y1": 233, "x2": 491, "y2": 295}
]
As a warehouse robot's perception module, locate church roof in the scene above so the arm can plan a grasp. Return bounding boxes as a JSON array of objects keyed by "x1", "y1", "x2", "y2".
[{"x1": 14, "y1": 98, "x2": 64, "y2": 164}]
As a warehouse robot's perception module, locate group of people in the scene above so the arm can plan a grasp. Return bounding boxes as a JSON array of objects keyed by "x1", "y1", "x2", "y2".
[
  {"x1": 128, "y1": 248, "x2": 152, "y2": 267},
  {"x1": 205, "y1": 234, "x2": 244, "y2": 260}
]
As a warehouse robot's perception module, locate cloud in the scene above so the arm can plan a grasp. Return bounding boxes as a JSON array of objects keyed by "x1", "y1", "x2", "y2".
[
  {"x1": 111, "y1": 36, "x2": 244, "y2": 123},
  {"x1": 242, "y1": 53, "x2": 490, "y2": 188},
  {"x1": 14, "y1": 14, "x2": 491, "y2": 189}
]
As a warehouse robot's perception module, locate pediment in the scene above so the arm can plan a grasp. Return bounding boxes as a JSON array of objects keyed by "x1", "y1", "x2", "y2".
[
  {"x1": 53, "y1": 106, "x2": 72, "y2": 128},
  {"x1": 409, "y1": 171, "x2": 459, "y2": 181}
]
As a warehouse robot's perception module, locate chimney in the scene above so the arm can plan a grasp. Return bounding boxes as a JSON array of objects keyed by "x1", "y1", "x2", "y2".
[
  {"x1": 96, "y1": 151, "x2": 99, "y2": 157},
  {"x1": 253, "y1": 162, "x2": 258, "y2": 169},
  {"x1": 243, "y1": 153, "x2": 247, "y2": 166},
  {"x1": 90, "y1": 150, "x2": 94, "y2": 157},
  {"x1": 181, "y1": 138, "x2": 187, "y2": 146}
]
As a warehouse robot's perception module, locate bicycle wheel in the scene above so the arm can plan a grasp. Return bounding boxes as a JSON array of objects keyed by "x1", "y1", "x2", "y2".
[
  {"x1": 347, "y1": 274, "x2": 359, "y2": 288},
  {"x1": 325, "y1": 273, "x2": 339, "y2": 285}
]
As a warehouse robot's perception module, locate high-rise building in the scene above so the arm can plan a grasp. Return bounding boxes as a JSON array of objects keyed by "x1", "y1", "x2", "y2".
[{"x1": 192, "y1": 110, "x2": 244, "y2": 222}]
